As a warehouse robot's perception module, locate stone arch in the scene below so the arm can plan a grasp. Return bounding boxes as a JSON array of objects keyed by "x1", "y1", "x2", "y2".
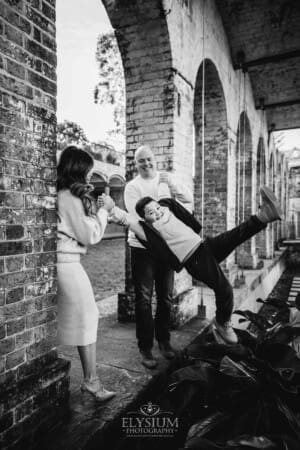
[
  {"x1": 256, "y1": 138, "x2": 267, "y2": 258},
  {"x1": 90, "y1": 171, "x2": 108, "y2": 196},
  {"x1": 235, "y1": 111, "x2": 254, "y2": 267},
  {"x1": 102, "y1": 0, "x2": 174, "y2": 179},
  {"x1": 193, "y1": 58, "x2": 228, "y2": 236}
]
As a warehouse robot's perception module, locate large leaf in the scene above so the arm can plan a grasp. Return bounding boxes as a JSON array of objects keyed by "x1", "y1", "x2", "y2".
[
  {"x1": 187, "y1": 342, "x2": 252, "y2": 363},
  {"x1": 168, "y1": 361, "x2": 216, "y2": 392},
  {"x1": 276, "y1": 397, "x2": 300, "y2": 441},
  {"x1": 185, "y1": 412, "x2": 229, "y2": 445},
  {"x1": 234, "y1": 310, "x2": 272, "y2": 331},
  {"x1": 264, "y1": 324, "x2": 300, "y2": 345},
  {"x1": 256, "y1": 343, "x2": 300, "y2": 374},
  {"x1": 256, "y1": 297, "x2": 290, "y2": 310},
  {"x1": 227, "y1": 435, "x2": 277, "y2": 448},
  {"x1": 219, "y1": 356, "x2": 257, "y2": 383},
  {"x1": 185, "y1": 435, "x2": 277, "y2": 449}
]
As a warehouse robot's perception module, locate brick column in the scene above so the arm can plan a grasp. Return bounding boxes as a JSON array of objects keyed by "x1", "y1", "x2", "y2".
[
  {"x1": 0, "y1": 1, "x2": 70, "y2": 448},
  {"x1": 235, "y1": 112, "x2": 259, "y2": 269}
]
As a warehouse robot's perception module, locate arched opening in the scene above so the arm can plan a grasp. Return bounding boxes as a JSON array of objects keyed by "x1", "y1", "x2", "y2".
[
  {"x1": 235, "y1": 111, "x2": 253, "y2": 267},
  {"x1": 193, "y1": 59, "x2": 228, "y2": 237},
  {"x1": 102, "y1": 0, "x2": 173, "y2": 178},
  {"x1": 256, "y1": 138, "x2": 267, "y2": 258}
]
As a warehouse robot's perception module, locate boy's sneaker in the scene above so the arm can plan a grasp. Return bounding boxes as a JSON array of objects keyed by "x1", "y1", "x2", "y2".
[
  {"x1": 140, "y1": 349, "x2": 157, "y2": 369},
  {"x1": 258, "y1": 186, "x2": 283, "y2": 223},
  {"x1": 158, "y1": 341, "x2": 176, "y2": 359},
  {"x1": 212, "y1": 318, "x2": 238, "y2": 345}
]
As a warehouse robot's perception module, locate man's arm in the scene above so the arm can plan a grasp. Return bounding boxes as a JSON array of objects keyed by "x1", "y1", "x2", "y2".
[
  {"x1": 168, "y1": 173, "x2": 193, "y2": 205},
  {"x1": 124, "y1": 182, "x2": 141, "y2": 218}
]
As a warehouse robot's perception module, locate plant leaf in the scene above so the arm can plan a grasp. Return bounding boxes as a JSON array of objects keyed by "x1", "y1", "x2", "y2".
[
  {"x1": 234, "y1": 310, "x2": 272, "y2": 331},
  {"x1": 185, "y1": 412, "x2": 228, "y2": 444},
  {"x1": 219, "y1": 356, "x2": 257, "y2": 383},
  {"x1": 227, "y1": 435, "x2": 277, "y2": 448}
]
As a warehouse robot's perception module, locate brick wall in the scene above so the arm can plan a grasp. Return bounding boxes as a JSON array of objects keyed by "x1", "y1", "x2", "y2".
[{"x1": 0, "y1": 1, "x2": 69, "y2": 448}]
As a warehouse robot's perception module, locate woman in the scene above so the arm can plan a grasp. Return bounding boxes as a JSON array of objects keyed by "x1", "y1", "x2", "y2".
[{"x1": 57, "y1": 145, "x2": 116, "y2": 401}]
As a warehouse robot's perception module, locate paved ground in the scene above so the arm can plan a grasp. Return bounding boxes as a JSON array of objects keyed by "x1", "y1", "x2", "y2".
[
  {"x1": 81, "y1": 237, "x2": 125, "y2": 301},
  {"x1": 48, "y1": 314, "x2": 208, "y2": 450}
]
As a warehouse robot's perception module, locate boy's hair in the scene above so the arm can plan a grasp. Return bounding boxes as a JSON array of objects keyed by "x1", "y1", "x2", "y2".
[{"x1": 135, "y1": 196, "x2": 155, "y2": 218}]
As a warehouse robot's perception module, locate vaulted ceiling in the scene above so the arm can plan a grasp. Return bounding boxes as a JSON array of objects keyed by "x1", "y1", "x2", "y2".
[{"x1": 216, "y1": 0, "x2": 300, "y2": 131}]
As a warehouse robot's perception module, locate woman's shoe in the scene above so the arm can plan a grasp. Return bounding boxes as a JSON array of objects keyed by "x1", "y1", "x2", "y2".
[{"x1": 80, "y1": 377, "x2": 116, "y2": 402}]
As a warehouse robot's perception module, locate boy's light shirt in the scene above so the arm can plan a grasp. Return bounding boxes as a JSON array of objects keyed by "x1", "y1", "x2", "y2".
[{"x1": 152, "y1": 208, "x2": 202, "y2": 263}]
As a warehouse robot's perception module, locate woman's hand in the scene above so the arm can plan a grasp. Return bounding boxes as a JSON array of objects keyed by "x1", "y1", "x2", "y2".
[{"x1": 97, "y1": 194, "x2": 115, "y2": 212}]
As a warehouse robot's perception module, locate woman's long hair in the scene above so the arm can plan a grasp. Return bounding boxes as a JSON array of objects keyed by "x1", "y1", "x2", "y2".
[{"x1": 57, "y1": 146, "x2": 96, "y2": 216}]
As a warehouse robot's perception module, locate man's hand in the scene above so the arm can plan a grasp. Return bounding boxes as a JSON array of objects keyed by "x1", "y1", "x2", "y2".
[
  {"x1": 97, "y1": 194, "x2": 115, "y2": 212},
  {"x1": 159, "y1": 171, "x2": 169, "y2": 184}
]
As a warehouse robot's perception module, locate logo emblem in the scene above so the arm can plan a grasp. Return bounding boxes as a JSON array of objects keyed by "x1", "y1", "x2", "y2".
[{"x1": 139, "y1": 401, "x2": 160, "y2": 416}]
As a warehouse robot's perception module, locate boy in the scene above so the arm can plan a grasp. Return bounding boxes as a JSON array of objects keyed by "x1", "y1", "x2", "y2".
[{"x1": 109, "y1": 186, "x2": 283, "y2": 344}]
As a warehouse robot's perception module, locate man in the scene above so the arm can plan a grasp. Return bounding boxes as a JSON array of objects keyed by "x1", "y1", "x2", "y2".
[{"x1": 124, "y1": 145, "x2": 192, "y2": 369}]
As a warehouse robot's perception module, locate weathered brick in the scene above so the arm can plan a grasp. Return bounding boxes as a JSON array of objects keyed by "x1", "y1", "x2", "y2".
[
  {"x1": 6, "y1": 225, "x2": 24, "y2": 240},
  {"x1": 15, "y1": 397, "x2": 34, "y2": 422},
  {"x1": 0, "y1": 325, "x2": 5, "y2": 339},
  {"x1": 0, "y1": 240, "x2": 32, "y2": 257},
  {"x1": 26, "y1": 309, "x2": 56, "y2": 329},
  {"x1": 6, "y1": 287, "x2": 24, "y2": 304},
  {"x1": 41, "y1": 1, "x2": 55, "y2": 22},
  {"x1": 15, "y1": 330, "x2": 33, "y2": 349},
  {"x1": 0, "y1": 258, "x2": 4, "y2": 274},
  {"x1": 0, "y1": 410, "x2": 14, "y2": 433},
  {"x1": 26, "y1": 336, "x2": 55, "y2": 360},
  {"x1": 28, "y1": 70, "x2": 56, "y2": 95},
  {"x1": 33, "y1": 26, "x2": 41, "y2": 42},
  {"x1": 0, "y1": 269, "x2": 36, "y2": 289},
  {"x1": 6, "y1": 317, "x2": 25, "y2": 336},
  {"x1": 6, "y1": 58, "x2": 26, "y2": 80},
  {"x1": 4, "y1": 22, "x2": 23, "y2": 46},
  {"x1": 25, "y1": 7, "x2": 55, "y2": 35},
  {"x1": 0, "y1": 336, "x2": 15, "y2": 355},
  {"x1": 0, "y1": 356, "x2": 5, "y2": 373},
  {"x1": 5, "y1": 255, "x2": 24, "y2": 272},
  {"x1": 6, "y1": 348, "x2": 26, "y2": 369},
  {"x1": 41, "y1": 31, "x2": 56, "y2": 51}
]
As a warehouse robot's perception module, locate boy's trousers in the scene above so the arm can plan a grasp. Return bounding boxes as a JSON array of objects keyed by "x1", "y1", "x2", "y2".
[{"x1": 184, "y1": 216, "x2": 266, "y2": 324}]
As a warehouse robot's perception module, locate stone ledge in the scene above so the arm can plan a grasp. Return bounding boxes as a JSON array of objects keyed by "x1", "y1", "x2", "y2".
[{"x1": 198, "y1": 249, "x2": 288, "y2": 329}]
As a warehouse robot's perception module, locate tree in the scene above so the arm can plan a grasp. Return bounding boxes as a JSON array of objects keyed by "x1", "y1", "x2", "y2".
[
  {"x1": 57, "y1": 120, "x2": 89, "y2": 150},
  {"x1": 94, "y1": 32, "x2": 125, "y2": 142}
]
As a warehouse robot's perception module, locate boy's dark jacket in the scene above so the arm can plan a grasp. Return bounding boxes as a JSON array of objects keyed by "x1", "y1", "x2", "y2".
[{"x1": 137, "y1": 198, "x2": 202, "y2": 272}]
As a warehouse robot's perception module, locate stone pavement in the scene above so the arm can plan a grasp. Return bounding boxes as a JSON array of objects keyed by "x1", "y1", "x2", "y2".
[{"x1": 41, "y1": 312, "x2": 208, "y2": 450}]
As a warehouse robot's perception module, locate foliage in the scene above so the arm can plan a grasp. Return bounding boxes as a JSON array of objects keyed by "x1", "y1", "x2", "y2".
[
  {"x1": 56, "y1": 120, "x2": 121, "y2": 166},
  {"x1": 94, "y1": 32, "x2": 125, "y2": 141},
  {"x1": 165, "y1": 297, "x2": 300, "y2": 449},
  {"x1": 57, "y1": 120, "x2": 88, "y2": 150}
]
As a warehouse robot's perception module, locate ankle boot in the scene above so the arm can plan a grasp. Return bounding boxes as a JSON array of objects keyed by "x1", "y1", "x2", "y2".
[{"x1": 256, "y1": 186, "x2": 283, "y2": 224}]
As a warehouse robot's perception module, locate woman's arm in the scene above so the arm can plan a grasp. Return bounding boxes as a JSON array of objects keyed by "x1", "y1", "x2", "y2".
[
  {"x1": 62, "y1": 193, "x2": 108, "y2": 245},
  {"x1": 109, "y1": 207, "x2": 147, "y2": 241}
]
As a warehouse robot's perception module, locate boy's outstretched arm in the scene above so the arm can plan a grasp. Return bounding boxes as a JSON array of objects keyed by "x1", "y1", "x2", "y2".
[{"x1": 109, "y1": 206, "x2": 147, "y2": 242}]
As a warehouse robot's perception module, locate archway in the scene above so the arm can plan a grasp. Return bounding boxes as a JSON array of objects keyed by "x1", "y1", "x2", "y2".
[
  {"x1": 235, "y1": 111, "x2": 254, "y2": 267},
  {"x1": 194, "y1": 59, "x2": 228, "y2": 237},
  {"x1": 256, "y1": 138, "x2": 267, "y2": 258}
]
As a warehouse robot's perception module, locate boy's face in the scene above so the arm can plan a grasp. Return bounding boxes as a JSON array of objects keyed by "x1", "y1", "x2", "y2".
[{"x1": 144, "y1": 201, "x2": 164, "y2": 223}]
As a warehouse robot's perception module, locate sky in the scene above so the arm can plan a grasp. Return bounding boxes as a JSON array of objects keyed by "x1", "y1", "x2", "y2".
[
  {"x1": 56, "y1": 0, "x2": 300, "y2": 152},
  {"x1": 56, "y1": 0, "x2": 116, "y2": 144}
]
